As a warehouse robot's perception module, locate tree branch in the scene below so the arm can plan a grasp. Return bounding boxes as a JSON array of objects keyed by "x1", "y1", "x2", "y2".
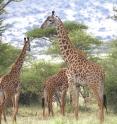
[{"x1": 0, "y1": 0, "x2": 13, "y2": 12}]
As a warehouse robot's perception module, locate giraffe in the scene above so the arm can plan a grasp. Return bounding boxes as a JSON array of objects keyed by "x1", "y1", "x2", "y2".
[
  {"x1": 42, "y1": 67, "x2": 88, "y2": 117},
  {"x1": 42, "y1": 68, "x2": 68, "y2": 117},
  {"x1": 0, "y1": 37, "x2": 30, "y2": 123},
  {"x1": 41, "y1": 11, "x2": 106, "y2": 124}
]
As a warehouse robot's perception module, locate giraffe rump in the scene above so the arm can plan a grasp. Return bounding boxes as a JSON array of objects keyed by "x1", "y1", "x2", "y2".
[{"x1": 41, "y1": 97, "x2": 45, "y2": 108}]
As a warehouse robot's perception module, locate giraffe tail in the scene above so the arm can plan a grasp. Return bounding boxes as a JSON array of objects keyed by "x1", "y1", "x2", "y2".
[
  {"x1": 42, "y1": 97, "x2": 45, "y2": 108},
  {"x1": 103, "y1": 94, "x2": 108, "y2": 113},
  {"x1": 42, "y1": 88, "x2": 47, "y2": 117},
  {"x1": 42, "y1": 97, "x2": 45, "y2": 117}
]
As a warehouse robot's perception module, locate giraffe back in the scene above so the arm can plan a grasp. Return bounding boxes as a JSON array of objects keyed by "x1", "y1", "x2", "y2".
[{"x1": 43, "y1": 68, "x2": 68, "y2": 96}]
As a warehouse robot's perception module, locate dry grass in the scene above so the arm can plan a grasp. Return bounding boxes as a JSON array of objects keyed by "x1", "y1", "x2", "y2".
[{"x1": 1, "y1": 104, "x2": 117, "y2": 124}]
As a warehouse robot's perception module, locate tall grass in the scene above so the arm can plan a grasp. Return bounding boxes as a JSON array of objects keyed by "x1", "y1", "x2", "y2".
[{"x1": 2, "y1": 104, "x2": 117, "y2": 124}]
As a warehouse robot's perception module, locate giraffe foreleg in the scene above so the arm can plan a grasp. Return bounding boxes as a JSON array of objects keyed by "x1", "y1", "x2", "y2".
[
  {"x1": 0, "y1": 109, "x2": 2, "y2": 124},
  {"x1": 2, "y1": 106, "x2": 7, "y2": 123},
  {"x1": 73, "y1": 85, "x2": 80, "y2": 119},
  {"x1": 90, "y1": 84, "x2": 104, "y2": 124},
  {"x1": 60, "y1": 89, "x2": 67, "y2": 116},
  {"x1": 0, "y1": 89, "x2": 6, "y2": 123},
  {"x1": 48, "y1": 93, "x2": 54, "y2": 117},
  {"x1": 68, "y1": 79, "x2": 80, "y2": 119},
  {"x1": 12, "y1": 95, "x2": 15, "y2": 114},
  {"x1": 12, "y1": 91, "x2": 20, "y2": 123}
]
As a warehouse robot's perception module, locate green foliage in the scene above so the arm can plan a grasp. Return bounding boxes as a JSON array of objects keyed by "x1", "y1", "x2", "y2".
[
  {"x1": 21, "y1": 61, "x2": 62, "y2": 94},
  {"x1": 45, "y1": 40, "x2": 59, "y2": 55},
  {"x1": 27, "y1": 21, "x2": 87, "y2": 39},
  {"x1": 46, "y1": 30, "x2": 101, "y2": 55},
  {"x1": 69, "y1": 30, "x2": 101, "y2": 51},
  {"x1": 64, "y1": 21, "x2": 88, "y2": 31},
  {"x1": 2, "y1": 105, "x2": 117, "y2": 124},
  {"x1": 27, "y1": 21, "x2": 101, "y2": 56},
  {"x1": 27, "y1": 28, "x2": 56, "y2": 39},
  {"x1": 109, "y1": 40, "x2": 117, "y2": 58},
  {"x1": 0, "y1": 43, "x2": 20, "y2": 74},
  {"x1": 100, "y1": 40, "x2": 117, "y2": 113}
]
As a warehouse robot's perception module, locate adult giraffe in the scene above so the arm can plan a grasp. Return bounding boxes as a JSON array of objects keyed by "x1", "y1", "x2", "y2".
[
  {"x1": 0, "y1": 37, "x2": 30, "y2": 123},
  {"x1": 41, "y1": 11, "x2": 106, "y2": 124}
]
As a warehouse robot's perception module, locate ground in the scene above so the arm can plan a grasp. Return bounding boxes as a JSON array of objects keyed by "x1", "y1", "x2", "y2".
[{"x1": 2, "y1": 103, "x2": 117, "y2": 124}]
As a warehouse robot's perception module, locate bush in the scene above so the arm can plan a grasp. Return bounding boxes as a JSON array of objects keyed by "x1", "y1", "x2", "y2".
[
  {"x1": 0, "y1": 43, "x2": 20, "y2": 74},
  {"x1": 20, "y1": 61, "x2": 62, "y2": 104},
  {"x1": 101, "y1": 40, "x2": 117, "y2": 113}
]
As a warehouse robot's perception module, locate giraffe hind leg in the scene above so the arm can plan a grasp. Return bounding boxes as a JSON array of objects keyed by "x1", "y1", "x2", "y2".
[
  {"x1": 48, "y1": 94, "x2": 54, "y2": 117},
  {"x1": 60, "y1": 89, "x2": 67, "y2": 116},
  {"x1": 69, "y1": 81, "x2": 80, "y2": 120},
  {"x1": 12, "y1": 92, "x2": 20, "y2": 123},
  {"x1": 0, "y1": 89, "x2": 6, "y2": 124},
  {"x1": 3, "y1": 107, "x2": 7, "y2": 123},
  {"x1": 90, "y1": 84, "x2": 104, "y2": 124}
]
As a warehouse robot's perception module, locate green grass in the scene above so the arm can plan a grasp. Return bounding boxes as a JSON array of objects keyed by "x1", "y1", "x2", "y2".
[{"x1": 2, "y1": 105, "x2": 117, "y2": 124}]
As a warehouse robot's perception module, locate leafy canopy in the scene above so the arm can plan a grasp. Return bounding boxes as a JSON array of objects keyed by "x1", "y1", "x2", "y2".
[{"x1": 27, "y1": 21, "x2": 101, "y2": 55}]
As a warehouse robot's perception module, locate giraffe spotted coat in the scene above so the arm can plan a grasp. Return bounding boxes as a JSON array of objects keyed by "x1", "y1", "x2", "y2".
[{"x1": 41, "y1": 11, "x2": 105, "y2": 124}]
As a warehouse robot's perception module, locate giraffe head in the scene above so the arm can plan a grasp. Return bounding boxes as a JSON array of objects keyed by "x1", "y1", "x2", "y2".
[
  {"x1": 41, "y1": 11, "x2": 58, "y2": 29},
  {"x1": 24, "y1": 37, "x2": 31, "y2": 51}
]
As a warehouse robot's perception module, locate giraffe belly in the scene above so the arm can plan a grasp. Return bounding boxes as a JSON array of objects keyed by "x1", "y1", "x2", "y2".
[{"x1": 75, "y1": 76, "x2": 87, "y2": 86}]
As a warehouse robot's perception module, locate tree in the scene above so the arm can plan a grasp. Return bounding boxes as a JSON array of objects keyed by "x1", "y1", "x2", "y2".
[
  {"x1": 0, "y1": 0, "x2": 22, "y2": 74},
  {"x1": 0, "y1": 43, "x2": 20, "y2": 74},
  {"x1": 27, "y1": 21, "x2": 102, "y2": 57},
  {"x1": 0, "y1": 0, "x2": 13, "y2": 36},
  {"x1": 101, "y1": 40, "x2": 117, "y2": 113},
  {"x1": 26, "y1": 21, "x2": 103, "y2": 105},
  {"x1": 111, "y1": 2, "x2": 117, "y2": 20},
  {"x1": 0, "y1": 0, "x2": 22, "y2": 37},
  {"x1": 20, "y1": 61, "x2": 62, "y2": 104}
]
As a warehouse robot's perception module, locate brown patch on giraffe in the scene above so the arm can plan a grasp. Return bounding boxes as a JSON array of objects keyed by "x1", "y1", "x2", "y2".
[{"x1": 63, "y1": 45, "x2": 67, "y2": 49}]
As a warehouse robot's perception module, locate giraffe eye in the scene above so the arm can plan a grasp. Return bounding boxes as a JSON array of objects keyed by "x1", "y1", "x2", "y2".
[{"x1": 49, "y1": 19, "x2": 52, "y2": 22}]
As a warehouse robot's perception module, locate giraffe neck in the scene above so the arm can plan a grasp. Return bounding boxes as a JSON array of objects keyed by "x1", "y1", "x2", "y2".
[
  {"x1": 56, "y1": 18, "x2": 76, "y2": 63},
  {"x1": 9, "y1": 42, "x2": 28, "y2": 76}
]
